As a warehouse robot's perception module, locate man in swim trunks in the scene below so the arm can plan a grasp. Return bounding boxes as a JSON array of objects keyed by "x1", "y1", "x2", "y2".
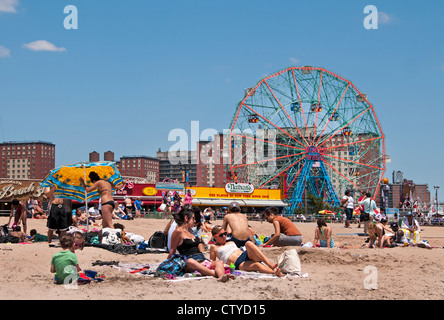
[
  {"x1": 221, "y1": 201, "x2": 252, "y2": 247},
  {"x1": 45, "y1": 186, "x2": 70, "y2": 244}
]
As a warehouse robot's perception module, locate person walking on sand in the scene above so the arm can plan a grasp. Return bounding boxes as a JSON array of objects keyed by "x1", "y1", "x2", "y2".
[
  {"x1": 45, "y1": 187, "x2": 70, "y2": 243},
  {"x1": 222, "y1": 201, "x2": 252, "y2": 247},
  {"x1": 341, "y1": 190, "x2": 354, "y2": 228},
  {"x1": 79, "y1": 171, "x2": 124, "y2": 229},
  {"x1": 359, "y1": 192, "x2": 376, "y2": 236}
]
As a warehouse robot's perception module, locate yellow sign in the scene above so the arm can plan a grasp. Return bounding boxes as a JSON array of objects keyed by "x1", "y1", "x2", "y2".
[
  {"x1": 142, "y1": 187, "x2": 157, "y2": 196},
  {"x1": 191, "y1": 186, "x2": 282, "y2": 201}
]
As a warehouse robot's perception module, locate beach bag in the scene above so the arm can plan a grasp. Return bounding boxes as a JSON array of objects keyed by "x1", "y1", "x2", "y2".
[
  {"x1": 149, "y1": 231, "x2": 167, "y2": 249},
  {"x1": 155, "y1": 254, "x2": 187, "y2": 277},
  {"x1": 159, "y1": 203, "x2": 166, "y2": 211},
  {"x1": 360, "y1": 212, "x2": 370, "y2": 222},
  {"x1": 101, "y1": 228, "x2": 122, "y2": 245},
  {"x1": 277, "y1": 249, "x2": 301, "y2": 274},
  {"x1": 0, "y1": 224, "x2": 9, "y2": 237}
]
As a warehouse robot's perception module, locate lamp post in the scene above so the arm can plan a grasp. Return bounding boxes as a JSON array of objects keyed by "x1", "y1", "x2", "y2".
[{"x1": 434, "y1": 186, "x2": 440, "y2": 213}]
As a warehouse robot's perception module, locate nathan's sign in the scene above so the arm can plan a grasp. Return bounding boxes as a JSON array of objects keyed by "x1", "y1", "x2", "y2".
[
  {"x1": 0, "y1": 180, "x2": 46, "y2": 201},
  {"x1": 225, "y1": 183, "x2": 254, "y2": 194}
]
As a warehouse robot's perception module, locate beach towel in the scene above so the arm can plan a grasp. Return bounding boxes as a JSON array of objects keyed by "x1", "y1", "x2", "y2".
[{"x1": 106, "y1": 262, "x2": 308, "y2": 281}]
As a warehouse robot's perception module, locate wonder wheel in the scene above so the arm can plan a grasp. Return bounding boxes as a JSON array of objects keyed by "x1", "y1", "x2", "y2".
[{"x1": 228, "y1": 66, "x2": 386, "y2": 213}]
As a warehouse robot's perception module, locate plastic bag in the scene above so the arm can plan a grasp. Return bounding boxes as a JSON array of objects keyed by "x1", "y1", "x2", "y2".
[{"x1": 277, "y1": 249, "x2": 302, "y2": 274}]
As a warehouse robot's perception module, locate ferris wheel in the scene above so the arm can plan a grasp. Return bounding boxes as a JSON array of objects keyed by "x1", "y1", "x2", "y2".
[{"x1": 228, "y1": 66, "x2": 386, "y2": 213}]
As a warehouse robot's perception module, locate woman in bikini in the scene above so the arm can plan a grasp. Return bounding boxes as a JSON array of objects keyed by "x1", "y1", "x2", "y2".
[
  {"x1": 168, "y1": 208, "x2": 233, "y2": 282},
  {"x1": 313, "y1": 218, "x2": 335, "y2": 248},
  {"x1": 210, "y1": 225, "x2": 284, "y2": 277},
  {"x1": 79, "y1": 171, "x2": 123, "y2": 229}
]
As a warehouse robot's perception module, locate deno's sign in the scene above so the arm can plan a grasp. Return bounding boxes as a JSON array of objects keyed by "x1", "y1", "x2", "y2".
[{"x1": 225, "y1": 183, "x2": 254, "y2": 194}]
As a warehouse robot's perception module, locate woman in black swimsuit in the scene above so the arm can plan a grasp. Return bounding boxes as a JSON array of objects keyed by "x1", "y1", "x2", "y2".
[
  {"x1": 80, "y1": 171, "x2": 123, "y2": 229},
  {"x1": 168, "y1": 208, "x2": 234, "y2": 282}
]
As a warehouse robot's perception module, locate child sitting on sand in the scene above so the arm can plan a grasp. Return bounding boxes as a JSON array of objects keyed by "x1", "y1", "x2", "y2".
[{"x1": 50, "y1": 233, "x2": 81, "y2": 284}]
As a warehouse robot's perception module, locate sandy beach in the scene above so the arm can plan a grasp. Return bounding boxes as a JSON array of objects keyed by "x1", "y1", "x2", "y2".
[{"x1": 1, "y1": 216, "x2": 444, "y2": 301}]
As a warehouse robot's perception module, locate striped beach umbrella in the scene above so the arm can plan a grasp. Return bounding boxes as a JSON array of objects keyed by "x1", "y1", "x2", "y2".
[{"x1": 41, "y1": 161, "x2": 124, "y2": 202}]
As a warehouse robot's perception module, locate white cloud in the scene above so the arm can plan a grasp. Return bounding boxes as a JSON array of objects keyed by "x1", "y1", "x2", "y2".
[
  {"x1": 378, "y1": 12, "x2": 393, "y2": 25},
  {"x1": 289, "y1": 57, "x2": 300, "y2": 65},
  {"x1": 0, "y1": 45, "x2": 10, "y2": 58},
  {"x1": 0, "y1": 0, "x2": 19, "y2": 13},
  {"x1": 22, "y1": 40, "x2": 67, "y2": 52}
]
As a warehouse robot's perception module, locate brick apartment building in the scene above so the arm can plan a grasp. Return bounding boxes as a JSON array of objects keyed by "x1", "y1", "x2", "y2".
[
  {"x1": 196, "y1": 133, "x2": 229, "y2": 188},
  {"x1": 0, "y1": 141, "x2": 55, "y2": 179},
  {"x1": 89, "y1": 151, "x2": 160, "y2": 183}
]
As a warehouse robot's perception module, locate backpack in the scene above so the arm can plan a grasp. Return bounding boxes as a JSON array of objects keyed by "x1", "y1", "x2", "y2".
[
  {"x1": 155, "y1": 254, "x2": 187, "y2": 277},
  {"x1": 0, "y1": 224, "x2": 9, "y2": 237},
  {"x1": 149, "y1": 231, "x2": 167, "y2": 249}
]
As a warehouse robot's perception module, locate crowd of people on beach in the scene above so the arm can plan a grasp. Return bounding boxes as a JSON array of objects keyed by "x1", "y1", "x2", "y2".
[{"x1": 1, "y1": 171, "x2": 430, "y2": 285}]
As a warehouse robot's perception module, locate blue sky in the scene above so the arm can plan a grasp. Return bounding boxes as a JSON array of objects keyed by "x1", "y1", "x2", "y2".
[{"x1": 0, "y1": 0, "x2": 443, "y2": 199}]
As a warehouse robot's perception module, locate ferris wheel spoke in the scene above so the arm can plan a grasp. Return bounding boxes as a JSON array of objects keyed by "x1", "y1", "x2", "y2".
[
  {"x1": 314, "y1": 83, "x2": 350, "y2": 146},
  {"x1": 230, "y1": 133, "x2": 305, "y2": 151},
  {"x1": 287, "y1": 165, "x2": 304, "y2": 190},
  {"x1": 240, "y1": 102, "x2": 306, "y2": 148},
  {"x1": 323, "y1": 154, "x2": 383, "y2": 171},
  {"x1": 231, "y1": 151, "x2": 306, "y2": 169},
  {"x1": 291, "y1": 69, "x2": 311, "y2": 146},
  {"x1": 316, "y1": 106, "x2": 372, "y2": 149},
  {"x1": 263, "y1": 79, "x2": 311, "y2": 145},
  {"x1": 312, "y1": 70, "x2": 324, "y2": 146},
  {"x1": 323, "y1": 159, "x2": 360, "y2": 191},
  {"x1": 259, "y1": 155, "x2": 307, "y2": 189}
]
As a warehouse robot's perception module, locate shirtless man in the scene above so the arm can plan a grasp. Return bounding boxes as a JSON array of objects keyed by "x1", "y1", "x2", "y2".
[
  {"x1": 45, "y1": 186, "x2": 70, "y2": 243},
  {"x1": 10, "y1": 225, "x2": 26, "y2": 242},
  {"x1": 8, "y1": 199, "x2": 27, "y2": 235},
  {"x1": 221, "y1": 201, "x2": 252, "y2": 247},
  {"x1": 72, "y1": 208, "x2": 87, "y2": 226}
]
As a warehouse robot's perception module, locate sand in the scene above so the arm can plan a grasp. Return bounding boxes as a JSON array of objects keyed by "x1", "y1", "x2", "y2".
[{"x1": 1, "y1": 216, "x2": 444, "y2": 301}]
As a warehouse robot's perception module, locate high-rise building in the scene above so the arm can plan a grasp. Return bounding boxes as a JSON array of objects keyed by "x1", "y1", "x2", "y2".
[
  {"x1": 196, "y1": 133, "x2": 229, "y2": 188},
  {"x1": 0, "y1": 141, "x2": 55, "y2": 179},
  {"x1": 157, "y1": 149, "x2": 197, "y2": 186}
]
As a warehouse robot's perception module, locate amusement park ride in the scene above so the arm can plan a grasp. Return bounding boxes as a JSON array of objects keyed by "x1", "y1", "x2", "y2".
[{"x1": 228, "y1": 66, "x2": 386, "y2": 213}]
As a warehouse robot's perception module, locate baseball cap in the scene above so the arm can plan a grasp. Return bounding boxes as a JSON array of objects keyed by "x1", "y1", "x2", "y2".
[
  {"x1": 390, "y1": 222, "x2": 398, "y2": 228},
  {"x1": 229, "y1": 201, "x2": 240, "y2": 211}
]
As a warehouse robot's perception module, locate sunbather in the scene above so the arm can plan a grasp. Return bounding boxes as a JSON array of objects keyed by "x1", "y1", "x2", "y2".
[
  {"x1": 209, "y1": 225, "x2": 283, "y2": 277},
  {"x1": 168, "y1": 208, "x2": 234, "y2": 282}
]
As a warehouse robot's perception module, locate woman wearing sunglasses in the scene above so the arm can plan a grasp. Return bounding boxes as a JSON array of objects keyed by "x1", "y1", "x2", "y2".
[
  {"x1": 168, "y1": 208, "x2": 234, "y2": 282},
  {"x1": 209, "y1": 226, "x2": 283, "y2": 277}
]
